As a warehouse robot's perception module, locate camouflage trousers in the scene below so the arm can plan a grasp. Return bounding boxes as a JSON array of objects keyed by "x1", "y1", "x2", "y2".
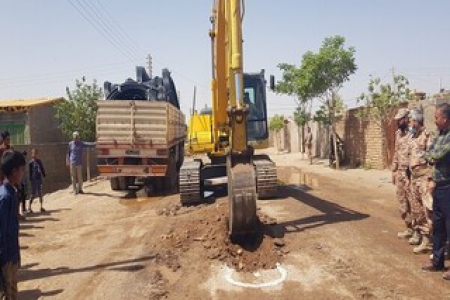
[
  {"x1": 410, "y1": 174, "x2": 430, "y2": 234},
  {"x1": 395, "y1": 169, "x2": 412, "y2": 228}
]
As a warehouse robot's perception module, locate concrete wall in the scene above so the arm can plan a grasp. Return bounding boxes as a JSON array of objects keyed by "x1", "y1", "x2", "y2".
[
  {"x1": 270, "y1": 121, "x2": 329, "y2": 159},
  {"x1": 13, "y1": 143, "x2": 98, "y2": 195}
]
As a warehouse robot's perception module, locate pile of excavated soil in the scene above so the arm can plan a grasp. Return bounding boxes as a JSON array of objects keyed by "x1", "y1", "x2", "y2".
[{"x1": 155, "y1": 201, "x2": 287, "y2": 273}]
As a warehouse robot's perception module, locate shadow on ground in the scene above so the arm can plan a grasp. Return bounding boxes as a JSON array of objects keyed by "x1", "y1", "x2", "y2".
[
  {"x1": 18, "y1": 254, "x2": 157, "y2": 282},
  {"x1": 263, "y1": 184, "x2": 370, "y2": 239},
  {"x1": 19, "y1": 288, "x2": 64, "y2": 300}
]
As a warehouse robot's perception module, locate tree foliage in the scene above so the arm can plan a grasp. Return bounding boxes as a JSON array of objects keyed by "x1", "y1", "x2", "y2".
[
  {"x1": 276, "y1": 36, "x2": 357, "y2": 125},
  {"x1": 269, "y1": 114, "x2": 285, "y2": 133},
  {"x1": 56, "y1": 77, "x2": 102, "y2": 141},
  {"x1": 293, "y1": 102, "x2": 312, "y2": 127},
  {"x1": 314, "y1": 93, "x2": 346, "y2": 125},
  {"x1": 357, "y1": 74, "x2": 410, "y2": 126}
]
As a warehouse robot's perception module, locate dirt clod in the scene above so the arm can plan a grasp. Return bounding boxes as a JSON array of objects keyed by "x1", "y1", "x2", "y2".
[{"x1": 274, "y1": 238, "x2": 285, "y2": 247}]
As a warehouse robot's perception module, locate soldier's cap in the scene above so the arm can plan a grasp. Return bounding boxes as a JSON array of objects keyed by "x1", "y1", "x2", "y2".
[
  {"x1": 394, "y1": 108, "x2": 409, "y2": 120},
  {"x1": 409, "y1": 110, "x2": 424, "y2": 122}
]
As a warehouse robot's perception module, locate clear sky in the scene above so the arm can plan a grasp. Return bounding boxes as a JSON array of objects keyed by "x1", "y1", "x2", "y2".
[{"x1": 1, "y1": 0, "x2": 449, "y2": 117}]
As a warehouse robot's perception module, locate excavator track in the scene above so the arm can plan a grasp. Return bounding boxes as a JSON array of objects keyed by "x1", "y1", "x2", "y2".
[
  {"x1": 254, "y1": 158, "x2": 278, "y2": 199},
  {"x1": 179, "y1": 161, "x2": 202, "y2": 205},
  {"x1": 228, "y1": 158, "x2": 257, "y2": 236}
]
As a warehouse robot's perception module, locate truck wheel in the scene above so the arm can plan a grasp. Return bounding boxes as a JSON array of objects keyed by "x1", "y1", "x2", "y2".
[
  {"x1": 164, "y1": 155, "x2": 178, "y2": 193},
  {"x1": 126, "y1": 176, "x2": 136, "y2": 188},
  {"x1": 176, "y1": 143, "x2": 184, "y2": 170},
  {"x1": 110, "y1": 178, "x2": 120, "y2": 191},
  {"x1": 118, "y1": 177, "x2": 128, "y2": 190},
  {"x1": 153, "y1": 177, "x2": 165, "y2": 194}
]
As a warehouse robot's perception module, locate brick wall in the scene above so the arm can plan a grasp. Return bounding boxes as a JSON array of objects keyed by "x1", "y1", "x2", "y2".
[{"x1": 335, "y1": 105, "x2": 407, "y2": 169}]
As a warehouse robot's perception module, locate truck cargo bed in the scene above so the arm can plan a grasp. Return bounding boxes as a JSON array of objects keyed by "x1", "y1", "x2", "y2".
[{"x1": 96, "y1": 100, "x2": 185, "y2": 148}]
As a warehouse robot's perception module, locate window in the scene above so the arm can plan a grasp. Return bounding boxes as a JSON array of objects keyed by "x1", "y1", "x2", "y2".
[{"x1": 0, "y1": 124, "x2": 28, "y2": 145}]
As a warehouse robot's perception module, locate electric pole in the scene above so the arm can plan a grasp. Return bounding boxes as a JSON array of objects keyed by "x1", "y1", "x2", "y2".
[{"x1": 146, "y1": 54, "x2": 153, "y2": 78}]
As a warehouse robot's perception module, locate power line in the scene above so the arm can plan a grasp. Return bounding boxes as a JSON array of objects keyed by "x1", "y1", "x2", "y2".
[
  {"x1": 71, "y1": 0, "x2": 211, "y2": 92},
  {"x1": 79, "y1": 0, "x2": 143, "y2": 61},
  {"x1": 0, "y1": 60, "x2": 137, "y2": 84},
  {"x1": 95, "y1": 0, "x2": 146, "y2": 56},
  {"x1": 67, "y1": 0, "x2": 137, "y2": 63},
  {"x1": 0, "y1": 67, "x2": 127, "y2": 90}
]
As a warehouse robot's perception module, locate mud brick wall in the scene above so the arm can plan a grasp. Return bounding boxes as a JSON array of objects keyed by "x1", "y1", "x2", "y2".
[{"x1": 28, "y1": 104, "x2": 68, "y2": 144}]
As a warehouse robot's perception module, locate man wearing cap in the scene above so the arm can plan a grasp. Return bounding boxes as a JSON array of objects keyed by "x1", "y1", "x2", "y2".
[
  {"x1": 422, "y1": 103, "x2": 450, "y2": 280},
  {"x1": 407, "y1": 110, "x2": 434, "y2": 253},
  {"x1": 66, "y1": 131, "x2": 95, "y2": 195},
  {"x1": 392, "y1": 108, "x2": 413, "y2": 239}
]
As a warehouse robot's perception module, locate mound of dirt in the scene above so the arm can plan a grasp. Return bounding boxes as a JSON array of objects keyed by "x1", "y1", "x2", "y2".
[{"x1": 156, "y1": 201, "x2": 287, "y2": 273}]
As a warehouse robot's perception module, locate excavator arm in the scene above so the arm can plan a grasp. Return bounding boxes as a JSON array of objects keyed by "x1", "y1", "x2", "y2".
[
  {"x1": 180, "y1": 0, "x2": 277, "y2": 236},
  {"x1": 211, "y1": 0, "x2": 257, "y2": 235}
]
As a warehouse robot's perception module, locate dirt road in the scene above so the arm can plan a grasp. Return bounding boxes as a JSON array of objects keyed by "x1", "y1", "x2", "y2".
[{"x1": 18, "y1": 151, "x2": 450, "y2": 299}]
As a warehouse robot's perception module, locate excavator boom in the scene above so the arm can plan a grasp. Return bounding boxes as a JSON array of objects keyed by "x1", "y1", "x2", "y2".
[{"x1": 180, "y1": 0, "x2": 278, "y2": 236}]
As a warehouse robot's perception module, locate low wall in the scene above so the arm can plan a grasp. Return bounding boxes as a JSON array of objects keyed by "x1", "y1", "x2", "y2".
[{"x1": 13, "y1": 143, "x2": 98, "y2": 194}]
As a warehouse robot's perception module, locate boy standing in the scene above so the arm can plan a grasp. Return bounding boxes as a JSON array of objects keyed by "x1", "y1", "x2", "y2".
[
  {"x1": 17, "y1": 151, "x2": 28, "y2": 219},
  {"x1": 28, "y1": 149, "x2": 46, "y2": 213},
  {"x1": 0, "y1": 150, "x2": 26, "y2": 299}
]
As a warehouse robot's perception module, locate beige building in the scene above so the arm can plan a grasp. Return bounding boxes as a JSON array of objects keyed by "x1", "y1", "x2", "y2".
[{"x1": 0, "y1": 97, "x2": 67, "y2": 144}]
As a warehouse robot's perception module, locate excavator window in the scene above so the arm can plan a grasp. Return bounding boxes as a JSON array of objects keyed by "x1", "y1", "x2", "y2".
[{"x1": 244, "y1": 74, "x2": 268, "y2": 142}]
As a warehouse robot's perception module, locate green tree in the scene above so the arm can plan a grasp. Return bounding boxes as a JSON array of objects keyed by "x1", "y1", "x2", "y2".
[
  {"x1": 314, "y1": 93, "x2": 346, "y2": 125},
  {"x1": 56, "y1": 77, "x2": 102, "y2": 141},
  {"x1": 357, "y1": 74, "x2": 410, "y2": 126},
  {"x1": 357, "y1": 74, "x2": 410, "y2": 166},
  {"x1": 269, "y1": 114, "x2": 285, "y2": 151},
  {"x1": 277, "y1": 36, "x2": 357, "y2": 167}
]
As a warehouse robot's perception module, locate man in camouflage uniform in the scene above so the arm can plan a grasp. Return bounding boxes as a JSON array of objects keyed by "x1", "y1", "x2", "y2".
[
  {"x1": 408, "y1": 110, "x2": 434, "y2": 253},
  {"x1": 392, "y1": 108, "x2": 413, "y2": 238}
]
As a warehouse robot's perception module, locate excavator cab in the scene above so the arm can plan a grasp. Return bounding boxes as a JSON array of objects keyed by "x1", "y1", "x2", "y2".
[{"x1": 244, "y1": 71, "x2": 269, "y2": 149}]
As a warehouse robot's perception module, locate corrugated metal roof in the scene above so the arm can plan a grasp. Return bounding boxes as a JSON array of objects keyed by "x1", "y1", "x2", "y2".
[{"x1": 0, "y1": 97, "x2": 65, "y2": 109}]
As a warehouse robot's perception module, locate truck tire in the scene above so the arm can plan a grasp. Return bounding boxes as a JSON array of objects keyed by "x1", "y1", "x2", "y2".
[
  {"x1": 126, "y1": 176, "x2": 136, "y2": 188},
  {"x1": 164, "y1": 154, "x2": 178, "y2": 193},
  {"x1": 110, "y1": 178, "x2": 120, "y2": 191},
  {"x1": 176, "y1": 143, "x2": 184, "y2": 170},
  {"x1": 118, "y1": 177, "x2": 128, "y2": 190}
]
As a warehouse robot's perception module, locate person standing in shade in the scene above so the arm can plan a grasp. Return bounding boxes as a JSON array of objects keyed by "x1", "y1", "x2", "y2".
[
  {"x1": 66, "y1": 131, "x2": 95, "y2": 195},
  {"x1": 305, "y1": 127, "x2": 313, "y2": 165},
  {"x1": 28, "y1": 149, "x2": 46, "y2": 213}
]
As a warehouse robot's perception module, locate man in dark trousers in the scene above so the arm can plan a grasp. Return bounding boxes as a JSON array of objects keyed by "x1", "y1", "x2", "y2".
[
  {"x1": 0, "y1": 150, "x2": 26, "y2": 299},
  {"x1": 422, "y1": 103, "x2": 450, "y2": 280}
]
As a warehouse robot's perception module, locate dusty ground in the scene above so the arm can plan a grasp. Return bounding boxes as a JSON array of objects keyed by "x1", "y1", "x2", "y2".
[{"x1": 18, "y1": 149, "x2": 450, "y2": 299}]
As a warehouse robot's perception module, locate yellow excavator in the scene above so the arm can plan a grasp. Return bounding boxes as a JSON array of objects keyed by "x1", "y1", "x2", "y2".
[{"x1": 180, "y1": 0, "x2": 277, "y2": 236}]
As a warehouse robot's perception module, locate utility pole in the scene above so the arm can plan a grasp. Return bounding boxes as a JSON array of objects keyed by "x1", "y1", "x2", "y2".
[
  {"x1": 391, "y1": 67, "x2": 396, "y2": 90},
  {"x1": 192, "y1": 86, "x2": 197, "y2": 116},
  {"x1": 146, "y1": 54, "x2": 153, "y2": 78}
]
